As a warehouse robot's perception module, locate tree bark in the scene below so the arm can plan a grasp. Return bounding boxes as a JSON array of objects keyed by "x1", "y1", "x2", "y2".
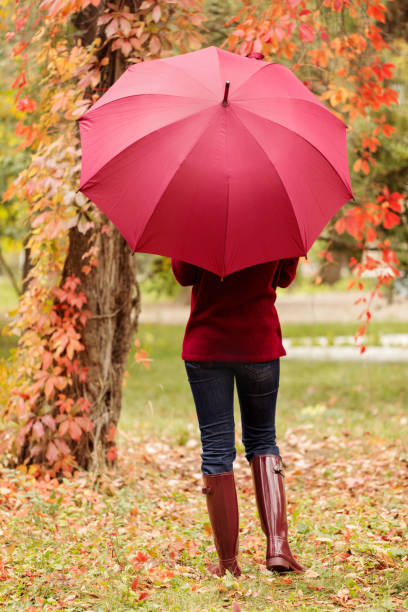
[
  {"x1": 62, "y1": 0, "x2": 142, "y2": 471},
  {"x1": 61, "y1": 228, "x2": 140, "y2": 471}
]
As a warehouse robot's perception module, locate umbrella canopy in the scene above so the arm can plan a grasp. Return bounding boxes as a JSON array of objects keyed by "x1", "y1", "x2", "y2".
[{"x1": 78, "y1": 46, "x2": 353, "y2": 277}]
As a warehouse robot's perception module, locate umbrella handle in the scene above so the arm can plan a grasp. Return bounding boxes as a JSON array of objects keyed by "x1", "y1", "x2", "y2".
[{"x1": 222, "y1": 81, "x2": 230, "y2": 106}]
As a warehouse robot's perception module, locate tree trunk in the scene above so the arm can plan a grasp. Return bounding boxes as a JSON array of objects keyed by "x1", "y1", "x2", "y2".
[
  {"x1": 61, "y1": 0, "x2": 142, "y2": 471},
  {"x1": 61, "y1": 228, "x2": 140, "y2": 471}
]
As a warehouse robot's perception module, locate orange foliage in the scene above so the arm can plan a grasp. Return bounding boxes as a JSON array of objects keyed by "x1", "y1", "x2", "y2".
[{"x1": 224, "y1": 0, "x2": 403, "y2": 352}]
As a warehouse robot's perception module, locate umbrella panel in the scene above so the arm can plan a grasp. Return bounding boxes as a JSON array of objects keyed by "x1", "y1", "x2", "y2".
[{"x1": 136, "y1": 105, "x2": 305, "y2": 276}]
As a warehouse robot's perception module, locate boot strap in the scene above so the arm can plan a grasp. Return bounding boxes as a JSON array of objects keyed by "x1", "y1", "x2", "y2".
[{"x1": 202, "y1": 486, "x2": 212, "y2": 494}]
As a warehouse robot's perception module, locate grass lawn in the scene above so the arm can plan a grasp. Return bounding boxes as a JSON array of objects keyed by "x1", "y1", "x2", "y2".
[
  {"x1": 1, "y1": 323, "x2": 407, "y2": 610},
  {"x1": 122, "y1": 323, "x2": 408, "y2": 445}
]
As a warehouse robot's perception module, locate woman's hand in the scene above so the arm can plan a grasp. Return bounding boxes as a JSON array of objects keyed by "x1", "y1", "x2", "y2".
[
  {"x1": 276, "y1": 257, "x2": 299, "y2": 288},
  {"x1": 171, "y1": 259, "x2": 200, "y2": 286}
]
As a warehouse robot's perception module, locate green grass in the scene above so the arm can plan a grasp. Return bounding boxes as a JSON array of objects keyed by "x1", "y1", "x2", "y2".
[
  {"x1": 285, "y1": 271, "x2": 378, "y2": 294},
  {"x1": 121, "y1": 324, "x2": 408, "y2": 446},
  {"x1": 281, "y1": 320, "x2": 408, "y2": 338}
]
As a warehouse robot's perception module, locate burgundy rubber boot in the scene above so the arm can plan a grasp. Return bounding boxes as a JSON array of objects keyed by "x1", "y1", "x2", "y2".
[
  {"x1": 250, "y1": 454, "x2": 305, "y2": 572},
  {"x1": 201, "y1": 471, "x2": 241, "y2": 577}
]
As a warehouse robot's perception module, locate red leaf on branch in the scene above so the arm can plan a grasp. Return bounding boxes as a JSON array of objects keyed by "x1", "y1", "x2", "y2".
[
  {"x1": 152, "y1": 5, "x2": 161, "y2": 23},
  {"x1": 299, "y1": 23, "x2": 315, "y2": 43},
  {"x1": 16, "y1": 96, "x2": 36, "y2": 112},
  {"x1": 335, "y1": 217, "x2": 346, "y2": 234},
  {"x1": 131, "y1": 577, "x2": 139, "y2": 591},
  {"x1": 106, "y1": 446, "x2": 117, "y2": 462},
  {"x1": 382, "y1": 124, "x2": 396, "y2": 137},
  {"x1": 367, "y1": 2, "x2": 387, "y2": 23},
  {"x1": 55, "y1": 438, "x2": 70, "y2": 455},
  {"x1": 68, "y1": 420, "x2": 82, "y2": 441},
  {"x1": 12, "y1": 41, "x2": 29, "y2": 56},
  {"x1": 46, "y1": 442, "x2": 58, "y2": 463},
  {"x1": 106, "y1": 424, "x2": 116, "y2": 443},
  {"x1": 75, "y1": 416, "x2": 93, "y2": 432},
  {"x1": 383, "y1": 211, "x2": 400, "y2": 229},
  {"x1": 42, "y1": 415, "x2": 56, "y2": 430},
  {"x1": 149, "y1": 35, "x2": 161, "y2": 54},
  {"x1": 366, "y1": 227, "x2": 377, "y2": 242},
  {"x1": 138, "y1": 592, "x2": 150, "y2": 601},
  {"x1": 32, "y1": 420, "x2": 45, "y2": 439},
  {"x1": 58, "y1": 419, "x2": 69, "y2": 436},
  {"x1": 366, "y1": 25, "x2": 388, "y2": 50}
]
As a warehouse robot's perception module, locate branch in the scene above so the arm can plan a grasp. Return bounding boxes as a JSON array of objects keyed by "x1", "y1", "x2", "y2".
[
  {"x1": 0, "y1": 245, "x2": 22, "y2": 296},
  {"x1": 89, "y1": 306, "x2": 123, "y2": 320},
  {"x1": 319, "y1": 234, "x2": 408, "y2": 255}
]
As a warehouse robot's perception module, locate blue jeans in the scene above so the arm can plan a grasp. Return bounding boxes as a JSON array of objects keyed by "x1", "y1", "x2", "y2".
[{"x1": 185, "y1": 360, "x2": 281, "y2": 475}]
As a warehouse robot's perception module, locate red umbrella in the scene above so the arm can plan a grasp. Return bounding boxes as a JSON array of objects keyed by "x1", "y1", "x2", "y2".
[{"x1": 78, "y1": 46, "x2": 353, "y2": 277}]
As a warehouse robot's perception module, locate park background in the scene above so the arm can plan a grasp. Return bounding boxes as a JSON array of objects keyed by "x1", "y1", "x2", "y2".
[{"x1": 0, "y1": 0, "x2": 407, "y2": 610}]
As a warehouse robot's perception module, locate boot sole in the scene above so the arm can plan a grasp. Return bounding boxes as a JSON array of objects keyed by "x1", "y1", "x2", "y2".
[{"x1": 267, "y1": 556, "x2": 291, "y2": 572}]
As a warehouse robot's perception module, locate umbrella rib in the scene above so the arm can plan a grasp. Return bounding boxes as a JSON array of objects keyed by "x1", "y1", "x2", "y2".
[
  {"x1": 213, "y1": 46, "x2": 226, "y2": 98},
  {"x1": 229, "y1": 59, "x2": 268, "y2": 97},
  {"x1": 80, "y1": 103, "x2": 216, "y2": 190},
  {"x1": 160, "y1": 55, "x2": 222, "y2": 98},
  {"x1": 235, "y1": 105, "x2": 353, "y2": 196},
  {"x1": 233, "y1": 95, "x2": 346, "y2": 128},
  {"x1": 230, "y1": 107, "x2": 307, "y2": 253},
  {"x1": 221, "y1": 169, "x2": 230, "y2": 280},
  {"x1": 232, "y1": 63, "x2": 334, "y2": 114},
  {"x1": 80, "y1": 93, "x2": 215, "y2": 118}
]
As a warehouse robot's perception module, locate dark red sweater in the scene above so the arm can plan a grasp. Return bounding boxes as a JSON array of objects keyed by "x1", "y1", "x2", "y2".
[{"x1": 171, "y1": 258, "x2": 299, "y2": 362}]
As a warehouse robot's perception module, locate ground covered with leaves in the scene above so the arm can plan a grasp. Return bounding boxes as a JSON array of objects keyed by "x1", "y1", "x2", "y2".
[{"x1": 1, "y1": 422, "x2": 407, "y2": 611}]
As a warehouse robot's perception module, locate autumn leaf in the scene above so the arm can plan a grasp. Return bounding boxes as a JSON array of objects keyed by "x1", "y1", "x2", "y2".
[
  {"x1": 138, "y1": 592, "x2": 150, "y2": 601},
  {"x1": 68, "y1": 420, "x2": 82, "y2": 441},
  {"x1": 131, "y1": 577, "x2": 139, "y2": 591},
  {"x1": 367, "y1": 2, "x2": 387, "y2": 23},
  {"x1": 149, "y1": 35, "x2": 161, "y2": 54},
  {"x1": 106, "y1": 446, "x2": 117, "y2": 462},
  {"x1": 41, "y1": 415, "x2": 56, "y2": 431},
  {"x1": 152, "y1": 5, "x2": 161, "y2": 23},
  {"x1": 383, "y1": 211, "x2": 400, "y2": 229},
  {"x1": 299, "y1": 23, "x2": 315, "y2": 43},
  {"x1": 46, "y1": 441, "x2": 58, "y2": 463},
  {"x1": 32, "y1": 420, "x2": 45, "y2": 439}
]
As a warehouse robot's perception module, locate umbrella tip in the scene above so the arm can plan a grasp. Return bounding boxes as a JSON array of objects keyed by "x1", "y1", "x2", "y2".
[{"x1": 222, "y1": 81, "x2": 230, "y2": 106}]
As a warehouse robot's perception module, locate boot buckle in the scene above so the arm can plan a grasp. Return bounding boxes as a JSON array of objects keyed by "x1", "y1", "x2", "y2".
[{"x1": 274, "y1": 467, "x2": 285, "y2": 477}]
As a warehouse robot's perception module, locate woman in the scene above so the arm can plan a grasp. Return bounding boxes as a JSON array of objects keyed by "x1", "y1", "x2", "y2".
[{"x1": 171, "y1": 258, "x2": 305, "y2": 577}]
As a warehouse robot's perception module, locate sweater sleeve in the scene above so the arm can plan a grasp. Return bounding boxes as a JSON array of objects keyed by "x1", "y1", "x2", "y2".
[
  {"x1": 171, "y1": 258, "x2": 200, "y2": 286},
  {"x1": 276, "y1": 257, "x2": 299, "y2": 288}
]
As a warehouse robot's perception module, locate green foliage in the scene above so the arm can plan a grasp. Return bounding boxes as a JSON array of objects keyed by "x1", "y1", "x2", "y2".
[
  {"x1": 138, "y1": 255, "x2": 179, "y2": 298},
  {"x1": 203, "y1": 0, "x2": 241, "y2": 46},
  {"x1": 0, "y1": 6, "x2": 31, "y2": 270}
]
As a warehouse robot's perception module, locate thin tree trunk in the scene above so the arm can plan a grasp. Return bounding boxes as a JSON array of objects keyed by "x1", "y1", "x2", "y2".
[{"x1": 0, "y1": 244, "x2": 21, "y2": 296}]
